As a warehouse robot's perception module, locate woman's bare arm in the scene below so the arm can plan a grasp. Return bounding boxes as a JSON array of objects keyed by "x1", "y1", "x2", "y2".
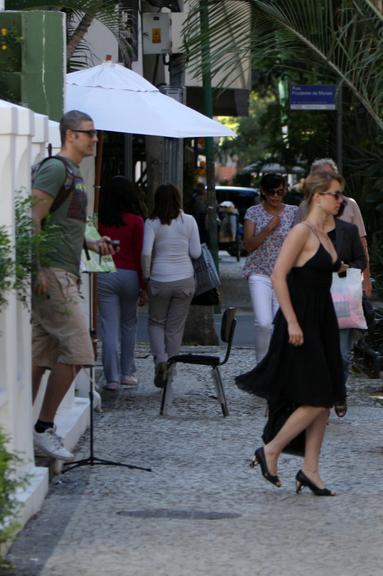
[{"x1": 243, "y1": 216, "x2": 281, "y2": 253}]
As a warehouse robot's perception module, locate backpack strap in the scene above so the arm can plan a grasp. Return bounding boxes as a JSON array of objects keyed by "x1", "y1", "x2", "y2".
[
  {"x1": 32, "y1": 155, "x2": 75, "y2": 213},
  {"x1": 48, "y1": 156, "x2": 75, "y2": 213}
]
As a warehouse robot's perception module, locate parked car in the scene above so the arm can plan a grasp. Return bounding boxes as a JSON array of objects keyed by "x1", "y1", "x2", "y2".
[
  {"x1": 215, "y1": 186, "x2": 260, "y2": 259},
  {"x1": 215, "y1": 186, "x2": 260, "y2": 224}
]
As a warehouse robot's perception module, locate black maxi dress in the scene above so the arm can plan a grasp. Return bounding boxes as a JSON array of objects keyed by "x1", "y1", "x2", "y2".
[{"x1": 235, "y1": 243, "x2": 346, "y2": 407}]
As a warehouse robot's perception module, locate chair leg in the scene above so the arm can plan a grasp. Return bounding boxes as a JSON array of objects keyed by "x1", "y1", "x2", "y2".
[{"x1": 212, "y1": 367, "x2": 229, "y2": 417}]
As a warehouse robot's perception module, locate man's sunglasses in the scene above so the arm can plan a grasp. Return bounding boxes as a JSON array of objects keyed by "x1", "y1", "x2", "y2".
[
  {"x1": 320, "y1": 191, "x2": 343, "y2": 200},
  {"x1": 71, "y1": 129, "x2": 98, "y2": 137}
]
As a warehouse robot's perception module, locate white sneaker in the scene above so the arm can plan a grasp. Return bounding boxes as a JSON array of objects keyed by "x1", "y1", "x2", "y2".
[
  {"x1": 121, "y1": 375, "x2": 138, "y2": 387},
  {"x1": 33, "y1": 427, "x2": 73, "y2": 462}
]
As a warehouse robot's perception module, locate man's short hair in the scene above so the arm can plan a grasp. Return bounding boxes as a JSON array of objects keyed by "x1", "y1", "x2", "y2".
[{"x1": 59, "y1": 110, "x2": 93, "y2": 146}]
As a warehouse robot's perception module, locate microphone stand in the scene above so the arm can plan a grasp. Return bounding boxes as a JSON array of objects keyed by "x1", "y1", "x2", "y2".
[{"x1": 63, "y1": 249, "x2": 151, "y2": 473}]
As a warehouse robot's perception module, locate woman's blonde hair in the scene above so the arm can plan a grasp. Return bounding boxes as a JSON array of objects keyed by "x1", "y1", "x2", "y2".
[{"x1": 301, "y1": 171, "x2": 345, "y2": 209}]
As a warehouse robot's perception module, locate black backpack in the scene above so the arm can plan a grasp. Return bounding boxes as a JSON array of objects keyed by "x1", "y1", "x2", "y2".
[{"x1": 32, "y1": 154, "x2": 75, "y2": 214}]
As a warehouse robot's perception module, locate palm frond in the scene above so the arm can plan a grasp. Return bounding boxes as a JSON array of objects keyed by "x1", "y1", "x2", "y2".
[
  {"x1": 185, "y1": 0, "x2": 383, "y2": 129},
  {"x1": 6, "y1": 1, "x2": 135, "y2": 69},
  {"x1": 184, "y1": 1, "x2": 252, "y2": 83}
]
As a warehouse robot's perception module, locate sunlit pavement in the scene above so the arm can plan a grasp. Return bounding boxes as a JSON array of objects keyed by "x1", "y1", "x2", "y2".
[{"x1": 4, "y1": 253, "x2": 383, "y2": 576}]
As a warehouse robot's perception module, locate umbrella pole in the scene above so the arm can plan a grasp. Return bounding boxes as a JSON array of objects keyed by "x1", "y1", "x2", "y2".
[
  {"x1": 91, "y1": 131, "x2": 104, "y2": 362},
  {"x1": 94, "y1": 131, "x2": 104, "y2": 214}
]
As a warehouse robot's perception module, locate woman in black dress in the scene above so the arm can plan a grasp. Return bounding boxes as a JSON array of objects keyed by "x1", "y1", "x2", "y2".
[{"x1": 235, "y1": 171, "x2": 348, "y2": 496}]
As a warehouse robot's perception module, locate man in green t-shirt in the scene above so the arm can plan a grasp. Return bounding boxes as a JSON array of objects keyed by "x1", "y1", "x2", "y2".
[{"x1": 32, "y1": 110, "x2": 115, "y2": 461}]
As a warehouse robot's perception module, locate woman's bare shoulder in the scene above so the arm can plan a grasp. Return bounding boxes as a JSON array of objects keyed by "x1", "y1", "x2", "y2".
[{"x1": 288, "y1": 221, "x2": 311, "y2": 239}]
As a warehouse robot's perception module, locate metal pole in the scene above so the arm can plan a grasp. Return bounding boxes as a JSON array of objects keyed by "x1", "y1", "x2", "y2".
[
  {"x1": 336, "y1": 81, "x2": 343, "y2": 173},
  {"x1": 124, "y1": 134, "x2": 133, "y2": 181},
  {"x1": 165, "y1": 56, "x2": 185, "y2": 195},
  {"x1": 199, "y1": 0, "x2": 218, "y2": 268}
]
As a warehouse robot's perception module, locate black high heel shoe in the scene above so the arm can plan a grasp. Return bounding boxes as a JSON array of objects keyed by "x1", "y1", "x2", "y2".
[
  {"x1": 250, "y1": 447, "x2": 281, "y2": 487},
  {"x1": 295, "y1": 470, "x2": 335, "y2": 496},
  {"x1": 334, "y1": 403, "x2": 347, "y2": 418}
]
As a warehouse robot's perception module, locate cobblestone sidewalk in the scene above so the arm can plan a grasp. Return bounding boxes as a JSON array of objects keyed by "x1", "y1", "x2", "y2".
[{"x1": 3, "y1": 343, "x2": 383, "y2": 576}]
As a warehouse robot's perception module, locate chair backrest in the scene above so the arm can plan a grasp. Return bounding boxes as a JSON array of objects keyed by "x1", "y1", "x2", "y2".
[{"x1": 219, "y1": 307, "x2": 237, "y2": 366}]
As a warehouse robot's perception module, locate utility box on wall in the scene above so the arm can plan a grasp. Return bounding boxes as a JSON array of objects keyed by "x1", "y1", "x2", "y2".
[
  {"x1": 0, "y1": 11, "x2": 65, "y2": 120},
  {"x1": 142, "y1": 12, "x2": 171, "y2": 54}
]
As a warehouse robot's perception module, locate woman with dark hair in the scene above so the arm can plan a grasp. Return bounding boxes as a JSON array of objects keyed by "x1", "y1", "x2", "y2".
[
  {"x1": 236, "y1": 171, "x2": 347, "y2": 495},
  {"x1": 97, "y1": 176, "x2": 145, "y2": 391},
  {"x1": 243, "y1": 173, "x2": 297, "y2": 363},
  {"x1": 141, "y1": 184, "x2": 201, "y2": 388}
]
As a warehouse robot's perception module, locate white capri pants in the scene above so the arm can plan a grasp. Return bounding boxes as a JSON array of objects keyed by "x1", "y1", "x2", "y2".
[{"x1": 248, "y1": 273, "x2": 279, "y2": 363}]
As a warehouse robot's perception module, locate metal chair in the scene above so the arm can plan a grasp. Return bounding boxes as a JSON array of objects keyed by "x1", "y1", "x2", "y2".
[{"x1": 159, "y1": 307, "x2": 237, "y2": 417}]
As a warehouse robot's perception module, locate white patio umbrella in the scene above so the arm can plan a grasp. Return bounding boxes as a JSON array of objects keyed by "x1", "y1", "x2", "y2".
[{"x1": 65, "y1": 61, "x2": 235, "y2": 138}]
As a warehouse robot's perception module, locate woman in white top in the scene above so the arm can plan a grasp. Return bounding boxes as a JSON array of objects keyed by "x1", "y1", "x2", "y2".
[{"x1": 142, "y1": 184, "x2": 202, "y2": 387}]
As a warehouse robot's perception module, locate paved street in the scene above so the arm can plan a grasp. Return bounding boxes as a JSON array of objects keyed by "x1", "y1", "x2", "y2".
[{"x1": 3, "y1": 253, "x2": 383, "y2": 576}]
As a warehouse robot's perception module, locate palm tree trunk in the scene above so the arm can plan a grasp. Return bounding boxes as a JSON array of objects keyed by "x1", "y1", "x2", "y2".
[{"x1": 67, "y1": 13, "x2": 94, "y2": 59}]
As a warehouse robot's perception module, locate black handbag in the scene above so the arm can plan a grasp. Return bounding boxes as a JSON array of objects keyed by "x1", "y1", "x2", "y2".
[
  {"x1": 191, "y1": 287, "x2": 220, "y2": 306},
  {"x1": 262, "y1": 401, "x2": 305, "y2": 457}
]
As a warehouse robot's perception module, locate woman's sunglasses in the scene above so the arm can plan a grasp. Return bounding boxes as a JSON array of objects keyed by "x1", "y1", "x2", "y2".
[
  {"x1": 320, "y1": 191, "x2": 343, "y2": 200},
  {"x1": 265, "y1": 187, "x2": 285, "y2": 197}
]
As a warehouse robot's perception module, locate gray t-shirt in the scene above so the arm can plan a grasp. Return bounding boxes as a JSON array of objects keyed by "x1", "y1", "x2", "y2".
[{"x1": 33, "y1": 157, "x2": 87, "y2": 277}]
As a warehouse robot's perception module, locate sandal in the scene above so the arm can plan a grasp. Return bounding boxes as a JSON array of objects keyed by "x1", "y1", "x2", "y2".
[{"x1": 334, "y1": 403, "x2": 347, "y2": 418}]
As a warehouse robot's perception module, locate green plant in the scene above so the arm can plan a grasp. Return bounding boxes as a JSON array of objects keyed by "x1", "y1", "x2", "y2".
[
  {"x1": 13, "y1": 195, "x2": 33, "y2": 310},
  {"x1": 185, "y1": 0, "x2": 383, "y2": 130},
  {"x1": 0, "y1": 196, "x2": 32, "y2": 313},
  {"x1": 0, "y1": 227, "x2": 14, "y2": 312},
  {"x1": 0, "y1": 194, "x2": 58, "y2": 314},
  {"x1": 370, "y1": 230, "x2": 383, "y2": 298},
  {"x1": 0, "y1": 430, "x2": 26, "y2": 557}
]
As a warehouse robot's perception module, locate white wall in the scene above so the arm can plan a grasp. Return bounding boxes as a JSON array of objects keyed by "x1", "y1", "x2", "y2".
[
  {"x1": 0, "y1": 100, "x2": 90, "y2": 543},
  {"x1": 0, "y1": 99, "x2": 49, "y2": 534},
  {"x1": 83, "y1": 19, "x2": 119, "y2": 66}
]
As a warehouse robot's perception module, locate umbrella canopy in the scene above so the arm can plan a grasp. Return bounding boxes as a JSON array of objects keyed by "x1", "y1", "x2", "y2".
[{"x1": 66, "y1": 62, "x2": 235, "y2": 139}]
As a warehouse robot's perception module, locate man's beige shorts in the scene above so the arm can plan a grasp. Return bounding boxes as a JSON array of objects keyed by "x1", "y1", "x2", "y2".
[{"x1": 32, "y1": 268, "x2": 95, "y2": 369}]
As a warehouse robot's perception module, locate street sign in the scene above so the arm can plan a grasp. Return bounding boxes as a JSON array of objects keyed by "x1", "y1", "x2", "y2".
[{"x1": 290, "y1": 84, "x2": 337, "y2": 110}]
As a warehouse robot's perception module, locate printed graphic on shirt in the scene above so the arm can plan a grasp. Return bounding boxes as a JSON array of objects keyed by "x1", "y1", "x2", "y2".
[{"x1": 67, "y1": 176, "x2": 88, "y2": 222}]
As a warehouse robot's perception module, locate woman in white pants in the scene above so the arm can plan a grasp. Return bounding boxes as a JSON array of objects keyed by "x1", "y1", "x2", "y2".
[
  {"x1": 142, "y1": 184, "x2": 201, "y2": 388},
  {"x1": 243, "y1": 174, "x2": 297, "y2": 363}
]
